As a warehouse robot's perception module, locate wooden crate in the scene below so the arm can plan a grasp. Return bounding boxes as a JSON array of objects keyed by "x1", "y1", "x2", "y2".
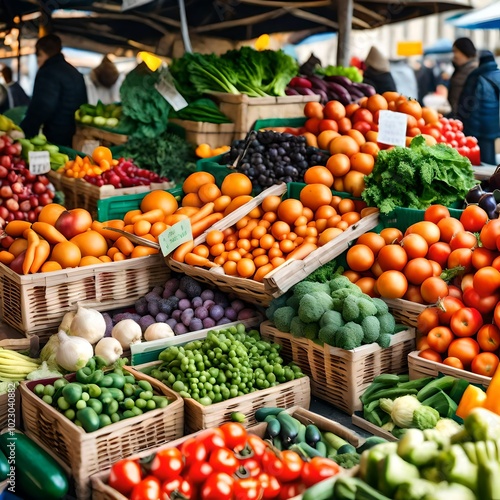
[
  {"x1": 91, "y1": 406, "x2": 359, "y2": 500},
  {"x1": 0, "y1": 254, "x2": 169, "y2": 341},
  {"x1": 261, "y1": 321, "x2": 416, "y2": 414},
  {"x1": 382, "y1": 299, "x2": 427, "y2": 329},
  {"x1": 166, "y1": 183, "x2": 380, "y2": 307},
  {"x1": 408, "y1": 350, "x2": 491, "y2": 386},
  {"x1": 20, "y1": 365, "x2": 184, "y2": 500},
  {"x1": 210, "y1": 92, "x2": 321, "y2": 140},
  {"x1": 169, "y1": 118, "x2": 235, "y2": 147},
  {"x1": 73, "y1": 125, "x2": 128, "y2": 150}
]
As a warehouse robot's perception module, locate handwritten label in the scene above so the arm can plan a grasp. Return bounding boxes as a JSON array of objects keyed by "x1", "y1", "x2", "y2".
[
  {"x1": 81, "y1": 140, "x2": 100, "y2": 157},
  {"x1": 155, "y1": 70, "x2": 188, "y2": 111},
  {"x1": 28, "y1": 151, "x2": 51, "y2": 175},
  {"x1": 122, "y1": 0, "x2": 153, "y2": 11},
  {"x1": 159, "y1": 218, "x2": 192, "y2": 257},
  {"x1": 377, "y1": 110, "x2": 408, "y2": 147}
]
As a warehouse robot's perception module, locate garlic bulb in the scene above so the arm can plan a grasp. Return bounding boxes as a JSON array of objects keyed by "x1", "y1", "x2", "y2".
[
  {"x1": 56, "y1": 330, "x2": 93, "y2": 371},
  {"x1": 59, "y1": 311, "x2": 76, "y2": 333},
  {"x1": 112, "y1": 319, "x2": 142, "y2": 348},
  {"x1": 94, "y1": 337, "x2": 123, "y2": 365},
  {"x1": 144, "y1": 323, "x2": 175, "y2": 342},
  {"x1": 69, "y1": 306, "x2": 106, "y2": 344}
]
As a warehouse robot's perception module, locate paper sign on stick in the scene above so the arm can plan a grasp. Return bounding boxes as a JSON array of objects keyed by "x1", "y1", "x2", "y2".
[
  {"x1": 377, "y1": 110, "x2": 408, "y2": 147},
  {"x1": 159, "y1": 218, "x2": 193, "y2": 257}
]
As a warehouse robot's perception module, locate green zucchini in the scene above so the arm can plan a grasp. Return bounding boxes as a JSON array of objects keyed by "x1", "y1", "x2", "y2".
[
  {"x1": 255, "y1": 407, "x2": 286, "y2": 422},
  {"x1": 322, "y1": 431, "x2": 348, "y2": 451},
  {"x1": 0, "y1": 432, "x2": 69, "y2": 499},
  {"x1": 297, "y1": 423, "x2": 307, "y2": 444},
  {"x1": 264, "y1": 416, "x2": 281, "y2": 438},
  {"x1": 305, "y1": 424, "x2": 322, "y2": 446},
  {"x1": 277, "y1": 411, "x2": 301, "y2": 444},
  {"x1": 0, "y1": 448, "x2": 8, "y2": 481},
  {"x1": 337, "y1": 443, "x2": 357, "y2": 455},
  {"x1": 357, "y1": 436, "x2": 388, "y2": 453},
  {"x1": 315, "y1": 441, "x2": 328, "y2": 458}
]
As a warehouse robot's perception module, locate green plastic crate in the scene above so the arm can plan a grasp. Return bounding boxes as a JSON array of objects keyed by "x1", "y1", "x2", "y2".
[
  {"x1": 195, "y1": 154, "x2": 233, "y2": 186},
  {"x1": 252, "y1": 117, "x2": 306, "y2": 131},
  {"x1": 97, "y1": 186, "x2": 183, "y2": 222}
]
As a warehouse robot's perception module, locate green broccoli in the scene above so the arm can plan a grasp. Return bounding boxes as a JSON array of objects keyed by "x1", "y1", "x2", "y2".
[
  {"x1": 320, "y1": 310, "x2": 344, "y2": 330},
  {"x1": 377, "y1": 333, "x2": 392, "y2": 348},
  {"x1": 290, "y1": 316, "x2": 307, "y2": 338},
  {"x1": 286, "y1": 295, "x2": 300, "y2": 311},
  {"x1": 334, "y1": 322, "x2": 364, "y2": 350},
  {"x1": 292, "y1": 281, "x2": 330, "y2": 301},
  {"x1": 304, "y1": 322, "x2": 320, "y2": 340},
  {"x1": 333, "y1": 453, "x2": 361, "y2": 469},
  {"x1": 357, "y1": 296, "x2": 378, "y2": 320},
  {"x1": 318, "y1": 325, "x2": 336, "y2": 346},
  {"x1": 361, "y1": 316, "x2": 381, "y2": 344},
  {"x1": 329, "y1": 275, "x2": 357, "y2": 292},
  {"x1": 298, "y1": 293, "x2": 328, "y2": 324},
  {"x1": 342, "y1": 294, "x2": 360, "y2": 322},
  {"x1": 304, "y1": 260, "x2": 341, "y2": 283},
  {"x1": 378, "y1": 312, "x2": 396, "y2": 334},
  {"x1": 310, "y1": 290, "x2": 334, "y2": 310},
  {"x1": 372, "y1": 297, "x2": 389, "y2": 315},
  {"x1": 273, "y1": 306, "x2": 296, "y2": 333},
  {"x1": 266, "y1": 293, "x2": 290, "y2": 320},
  {"x1": 331, "y1": 287, "x2": 363, "y2": 312}
]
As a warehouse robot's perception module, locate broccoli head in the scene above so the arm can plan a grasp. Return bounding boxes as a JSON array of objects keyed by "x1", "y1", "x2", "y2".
[
  {"x1": 329, "y1": 275, "x2": 357, "y2": 292},
  {"x1": 318, "y1": 325, "x2": 336, "y2": 346},
  {"x1": 334, "y1": 322, "x2": 364, "y2": 350},
  {"x1": 357, "y1": 296, "x2": 378, "y2": 320},
  {"x1": 304, "y1": 260, "x2": 340, "y2": 284},
  {"x1": 298, "y1": 293, "x2": 328, "y2": 324},
  {"x1": 361, "y1": 315, "x2": 381, "y2": 344},
  {"x1": 378, "y1": 312, "x2": 396, "y2": 334},
  {"x1": 304, "y1": 322, "x2": 320, "y2": 340},
  {"x1": 290, "y1": 316, "x2": 307, "y2": 338},
  {"x1": 293, "y1": 281, "x2": 330, "y2": 301},
  {"x1": 342, "y1": 294, "x2": 360, "y2": 322},
  {"x1": 320, "y1": 310, "x2": 344, "y2": 330},
  {"x1": 333, "y1": 453, "x2": 360, "y2": 469},
  {"x1": 372, "y1": 297, "x2": 389, "y2": 315},
  {"x1": 377, "y1": 333, "x2": 392, "y2": 348},
  {"x1": 273, "y1": 306, "x2": 296, "y2": 333},
  {"x1": 266, "y1": 294, "x2": 290, "y2": 320},
  {"x1": 286, "y1": 295, "x2": 300, "y2": 311},
  {"x1": 310, "y1": 290, "x2": 334, "y2": 310}
]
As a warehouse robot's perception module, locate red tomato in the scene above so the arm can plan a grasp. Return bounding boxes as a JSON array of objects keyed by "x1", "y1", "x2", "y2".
[
  {"x1": 427, "y1": 242, "x2": 452, "y2": 269},
  {"x1": 219, "y1": 422, "x2": 247, "y2": 450},
  {"x1": 201, "y1": 473, "x2": 234, "y2": 500},
  {"x1": 471, "y1": 247, "x2": 496, "y2": 270},
  {"x1": 278, "y1": 481, "x2": 306, "y2": 500},
  {"x1": 352, "y1": 108, "x2": 373, "y2": 124},
  {"x1": 420, "y1": 276, "x2": 449, "y2": 303},
  {"x1": 401, "y1": 233, "x2": 429, "y2": 259},
  {"x1": 209, "y1": 448, "x2": 239, "y2": 476},
  {"x1": 180, "y1": 438, "x2": 207, "y2": 467},
  {"x1": 477, "y1": 324, "x2": 500, "y2": 352},
  {"x1": 150, "y1": 448, "x2": 184, "y2": 482},
  {"x1": 495, "y1": 302, "x2": 500, "y2": 329},
  {"x1": 405, "y1": 221, "x2": 440, "y2": 246},
  {"x1": 480, "y1": 219, "x2": 500, "y2": 250},
  {"x1": 450, "y1": 307, "x2": 483, "y2": 337},
  {"x1": 233, "y1": 478, "x2": 263, "y2": 500},
  {"x1": 301, "y1": 457, "x2": 340, "y2": 488},
  {"x1": 460, "y1": 205, "x2": 488, "y2": 232},
  {"x1": 493, "y1": 255, "x2": 500, "y2": 271},
  {"x1": 448, "y1": 337, "x2": 480, "y2": 367},
  {"x1": 447, "y1": 285, "x2": 463, "y2": 300},
  {"x1": 197, "y1": 428, "x2": 226, "y2": 454},
  {"x1": 471, "y1": 352, "x2": 500, "y2": 377},
  {"x1": 473, "y1": 266, "x2": 500, "y2": 297},
  {"x1": 160, "y1": 477, "x2": 193, "y2": 500},
  {"x1": 427, "y1": 326, "x2": 454, "y2": 353},
  {"x1": 463, "y1": 288, "x2": 500, "y2": 314},
  {"x1": 238, "y1": 458, "x2": 261, "y2": 477},
  {"x1": 436, "y1": 296, "x2": 464, "y2": 325},
  {"x1": 419, "y1": 348, "x2": 442, "y2": 363},
  {"x1": 131, "y1": 477, "x2": 161, "y2": 500},
  {"x1": 403, "y1": 258, "x2": 433, "y2": 285},
  {"x1": 257, "y1": 473, "x2": 281, "y2": 500},
  {"x1": 460, "y1": 273, "x2": 474, "y2": 291},
  {"x1": 243, "y1": 435, "x2": 267, "y2": 460},
  {"x1": 449, "y1": 231, "x2": 478, "y2": 251},
  {"x1": 108, "y1": 460, "x2": 142, "y2": 496},
  {"x1": 318, "y1": 119, "x2": 339, "y2": 132},
  {"x1": 262, "y1": 449, "x2": 303, "y2": 483},
  {"x1": 403, "y1": 284, "x2": 425, "y2": 303},
  {"x1": 416, "y1": 307, "x2": 440, "y2": 335},
  {"x1": 447, "y1": 248, "x2": 473, "y2": 273},
  {"x1": 352, "y1": 121, "x2": 372, "y2": 135},
  {"x1": 438, "y1": 217, "x2": 464, "y2": 243},
  {"x1": 186, "y1": 461, "x2": 214, "y2": 484},
  {"x1": 443, "y1": 357, "x2": 464, "y2": 369},
  {"x1": 376, "y1": 270, "x2": 408, "y2": 299}
]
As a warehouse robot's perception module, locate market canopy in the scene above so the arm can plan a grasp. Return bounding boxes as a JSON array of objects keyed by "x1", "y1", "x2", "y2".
[{"x1": 448, "y1": 0, "x2": 500, "y2": 29}]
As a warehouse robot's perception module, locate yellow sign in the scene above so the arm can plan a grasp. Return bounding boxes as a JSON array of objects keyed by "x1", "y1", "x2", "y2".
[
  {"x1": 396, "y1": 41, "x2": 423, "y2": 57},
  {"x1": 138, "y1": 51, "x2": 163, "y2": 72}
]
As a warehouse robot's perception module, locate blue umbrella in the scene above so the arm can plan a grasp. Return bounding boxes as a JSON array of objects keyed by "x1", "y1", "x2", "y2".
[
  {"x1": 449, "y1": 0, "x2": 500, "y2": 29},
  {"x1": 424, "y1": 38, "x2": 453, "y2": 54}
]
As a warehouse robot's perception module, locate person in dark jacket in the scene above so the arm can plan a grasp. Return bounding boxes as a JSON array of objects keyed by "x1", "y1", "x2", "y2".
[
  {"x1": 0, "y1": 65, "x2": 30, "y2": 113},
  {"x1": 458, "y1": 50, "x2": 500, "y2": 165},
  {"x1": 362, "y1": 46, "x2": 397, "y2": 95},
  {"x1": 20, "y1": 34, "x2": 87, "y2": 147}
]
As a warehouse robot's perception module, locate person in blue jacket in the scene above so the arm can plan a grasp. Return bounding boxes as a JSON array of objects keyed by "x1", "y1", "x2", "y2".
[
  {"x1": 20, "y1": 34, "x2": 87, "y2": 147},
  {"x1": 458, "y1": 50, "x2": 500, "y2": 165}
]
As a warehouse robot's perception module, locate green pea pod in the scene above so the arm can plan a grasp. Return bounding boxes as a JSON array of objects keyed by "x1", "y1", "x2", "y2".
[
  {"x1": 100, "y1": 375, "x2": 114, "y2": 388},
  {"x1": 90, "y1": 370, "x2": 104, "y2": 385},
  {"x1": 107, "y1": 373, "x2": 125, "y2": 389},
  {"x1": 87, "y1": 384, "x2": 101, "y2": 398},
  {"x1": 75, "y1": 367, "x2": 93, "y2": 384},
  {"x1": 85, "y1": 357, "x2": 96, "y2": 371},
  {"x1": 138, "y1": 380, "x2": 153, "y2": 392},
  {"x1": 76, "y1": 407, "x2": 100, "y2": 433},
  {"x1": 107, "y1": 388, "x2": 124, "y2": 401},
  {"x1": 124, "y1": 375, "x2": 135, "y2": 384},
  {"x1": 94, "y1": 356, "x2": 108, "y2": 370}
]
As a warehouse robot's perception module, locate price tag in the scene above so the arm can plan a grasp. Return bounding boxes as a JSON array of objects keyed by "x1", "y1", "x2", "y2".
[
  {"x1": 122, "y1": 0, "x2": 153, "y2": 11},
  {"x1": 155, "y1": 70, "x2": 188, "y2": 112},
  {"x1": 81, "y1": 140, "x2": 100, "y2": 157},
  {"x1": 28, "y1": 151, "x2": 51, "y2": 175},
  {"x1": 377, "y1": 110, "x2": 408, "y2": 147},
  {"x1": 158, "y1": 218, "x2": 193, "y2": 257}
]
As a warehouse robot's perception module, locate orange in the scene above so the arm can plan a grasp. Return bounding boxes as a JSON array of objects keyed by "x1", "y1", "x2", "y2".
[
  {"x1": 133, "y1": 219, "x2": 152, "y2": 236},
  {"x1": 343, "y1": 170, "x2": 366, "y2": 197},
  {"x1": 182, "y1": 172, "x2": 216, "y2": 194},
  {"x1": 422, "y1": 107, "x2": 439, "y2": 124},
  {"x1": 329, "y1": 136, "x2": 360, "y2": 157},
  {"x1": 38, "y1": 203, "x2": 66, "y2": 226},
  {"x1": 382, "y1": 91, "x2": 401, "y2": 103},
  {"x1": 220, "y1": 173, "x2": 253, "y2": 198},
  {"x1": 92, "y1": 146, "x2": 112, "y2": 164},
  {"x1": 360, "y1": 141, "x2": 380, "y2": 156},
  {"x1": 300, "y1": 184, "x2": 333, "y2": 211},
  {"x1": 317, "y1": 130, "x2": 340, "y2": 150},
  {"x1": 326, "y1": 153, "x2": 351, "y2": 177},
  {"x1": 140, "y1": 190, "x2": 178, "y2": 215},
  {"x1": 51, "y1": 241, "x2": 82, "y2": 268},
  {"x1": 198, "y1": 183, "x2": 222, "y2": 203},
  {"x1": 303, "y1": 166, "x2": 334, "y2": 187},
  {"x1": 346, "y1": 129, "x2": 366, "y2": 147},
  {"x1": 304, "y1": 102, "x2": 324, "y2": 119},
  {"x1": 366, "y1": 94, "x2": 389, "y2": 114},
  {"x1": 70, "y1": 231, "x2": 108, "y2": 258},
  {"x1": 80, "y1": 256, "x2": 103, "y2": 266},
  {"x1": 301, "y1": 132, "x2": 318, "y2": 148},
  {"x1": 237, "y1": 258, "x2": 256, "y2": 278},
  {"x1": 262, "y1": 195, "x2": 282, "y2": 213},
  {"x1": 41, "y1": 261, "x2": 63, "y2": 272},
  {"x1": 213, "y1": 195, "x2": 232, "y2": 213},
  {"x1": 350, "y1": 152, "x2": 375, "y2": 175},
  {"x1": 182, "y1": 192, "x2": 204, "y2": 208},
  {"x1": 150, "y1": 221, "x2": 168, "y2": 238},
  {"x1": 277, "y1": 199, "x2": 303, "y2": 226}
]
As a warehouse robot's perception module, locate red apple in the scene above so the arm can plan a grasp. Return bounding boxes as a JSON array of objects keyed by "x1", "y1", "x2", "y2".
[{"x1": 55, "y1": 208, "x2": 93, "y2": 239}]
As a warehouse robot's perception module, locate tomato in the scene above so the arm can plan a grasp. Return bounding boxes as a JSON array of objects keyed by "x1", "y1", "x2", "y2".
[
  {"x1": 481, "y1": 219, "x2": 500, "y2": 250},
  {"x1": 187, "y1": 461, "x2": 214, "y2": 484},
  {"x1": 417, "y1": 306, "x2": 440, "y2": 334},
  {"x1": 436, "y1": 296, "x2": 464, "y2": 325},
  {"x1": 495, "y1": 302, "x2": 500, "y2": 329},
  {"x1": 417, "y1": 336, "x2": 430, "y2": 350},
  {"x1": 472, "y1": 247, "x2": 496, "y2": 270},
  {"x1": 460, "y1": 205, "x2": 488, "y2": 232},
  {"x1": 219, "y1": 422, "x2": 247, "y2": 450},
  {"x1": 241, "y1": 435, "x2": 267, "y2": 460},
  {"x1": 257, "y1": 473, "x2": 281, "y2": 499},
  {"x1": 460, "y1": 273, "x2": 474, "y2": 291},
  {"x1": 262, "y1": 449, "x2": 303, "y2": 483},
  {"x1": 201, "y1": 472, "x2": 234, "y2": 500},
  {"x1": 233, "y1": 478, "x2": 263, "y2": 500},
  {"x1": 448, "y1": 338, "x2": 480, "y2": 367},
  {"x1": 427, "y1": 242, "x2": 452, "y2": 268},
  {"x1": 405, "y1": 221, "x2": 440, "y2": 246},
  {"x1": 301, "y1": 457, "x2": 340, "y2": 488},
  {"x1": 473, "y1": 266, "x2": 500, "y2": 297},
  {"x1": 108, "y1": 460, "x2": 142, "y2": 496},
  {"x1": 420, "y1": 276, "x2": 449, "y2": 303},
  {"x1": 427, "y1": 326, "x2": 454, "y2": 353},
  {"x1": 397, "y1": 99, "x2": 422, "y2": 119},
  {"x1": 197, "y1": 428, "x2": 226, "y2": 454},
  {"x1": 448, "y1": 285, "x2": 463, "y2": 300},
  {"x1": 447, "y1": 248, "x2": 473, "y2": 273},
  {"x1": 403, "y1": 258, "x2": 433, "y2": 285},
  {"x1": 463, "y1": 288, "x2": 500, "y2": 314},
  {"x1": 209, "y1": 447, "x2": 239, "y2": 476},
  {"x1": 180, "y1": 438, "x2": 207, "y2": 467},
  {"x1": 278, "y1": 481, "x2": 306, "y2": 500},
  {"x1": 352, "y1": 108, "x2": 373, "y2": 124},
  {"x1": 403, "y1": 284, "x2": 425, "y2": 303},
  {"x1": 376, "y1": 270, "x2": 408, "y2": 299},
  {"x1": 443, "y1": 357, "x2": 464, "y2": 369},
  {"x1": 160, "y1": 477, "x2": 193, "y2": 500},
  {"x1": 379, "y1": 227, "x2": 403, "y2": 245},
  {"x1": 419, "y1": 348, "x2": 442, "y2": 362},
  {"x1": 237, "y1": 457, "x2": 261, "y2": 478},
  {"x1": 477, "y1": 324, "x2": 500, "y2": 352},
  {"x1": 150, "y1": 447, "x2": 184, "y2": 482},
  {"x1": 131, "y1": 476, "x2": 161, "y2": 500},
  {"x1": 450, "y1": 231, "x2": 478, "y2": 251},
  {"x1": 346, "y1": 244, "x2": 375, "y2": 272},
  {"x1": 323, "y1": 100, "x2": 345, "y2": 120},
  {"x1": 438, "y1": 217, "x2": 464, "y2": 243},
  {"x1": 471, "y1": 352, "x2": 500, "y2": 377},
  {"x1": 378, "y1": 244, "x2": 408, "y2": 271},
  {"x1": 401, "y1": 233, "x2": 429, "y2": 259},
  {"x1": 450, "y1": 307, "x2": 483, "y2": 337}
]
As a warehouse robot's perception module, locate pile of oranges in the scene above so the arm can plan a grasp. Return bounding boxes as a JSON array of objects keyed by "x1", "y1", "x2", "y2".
[{"x1": 59, "y1": 146, "x2": 117, "y2": 178}]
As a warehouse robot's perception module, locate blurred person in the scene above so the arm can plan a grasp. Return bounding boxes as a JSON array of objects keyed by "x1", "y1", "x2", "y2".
[
  {"x1": 414, "y1": 59, "x2": 437, "y2": 105},
  {"x1": 20, "y1": 34, "x2": 87, "y2": 147},
  {"x1": 85, "y1": 56, "x2": 124, "y2": 105},
  {"x1": 448, "y1": 37, "x2": 478, "y2": 116},
  {"x1": 458, "y1": 50, "x2": 500, "y2": 165},
  {"x1": 390, "y1": 58, "x2": 418, "y2": 100},
  {"x1": 362, "y1": 46, "x2": 397, "y2": 94},
  {"x1": 0, "y1": 65, "x2": 30, "y2": 113}
]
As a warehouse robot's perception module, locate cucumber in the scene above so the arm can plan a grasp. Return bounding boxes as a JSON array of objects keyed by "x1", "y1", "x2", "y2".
[
  {"x1": 255, "y1": 407, "x2": 286, "y2": 422},
  {"x1": 264, "y1": 416, "x2": 281, "y2": 438},
  {"x1": 357, "y1": 436, "x2": 389, "y2": 454},
  {"x1": 277, "y1": 412, "x2": 301, "y2": 444},
  {"x1": 0, "y1": 432, "x2": 69, "y2": 500},
  {"x1": 297, "y1": 424, "x2": 307, "y2": 444},
  {"x1": 305, "y1": 424, "x2": 322, "y2": 446},
  {"x1": 291, "y1": 442, "x2": 324, "y2": 458},
  {"x1": 337, "y1": 443, "x2": 357, "y2": 455},
  {"x1": 315, "y1": 441, "x2": 328, "y2": 458},
  {"x1": 322, "y1": 431, "x2": 349, "y2": 451}
]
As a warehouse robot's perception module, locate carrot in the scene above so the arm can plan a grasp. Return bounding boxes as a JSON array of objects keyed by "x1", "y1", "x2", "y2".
[
  {"x1": 191, "y1": 213, "x2": 224, "y2": 238},
  {"x1": 171, "y1": 240, "x2": 194, "y2": 262},
  {"x1": 115, "y1": 236, "x2": 134, "y2": 256},
  {"x1": 285, "y1": 242, "x2": 317, "y2": 261},
  {"x1": 253, "y1": 263, "x2": 274, "y2": 282},
  {"x1": 0, "y1": 251, "x2": 15, "y2": 265},
  {"x1": 131, "y1": 209, "x2": 165, "y2": 224},
  {"x1": 131, "y1": 246, "x2": 159, "y2": 258},
  {"x1": 189, "y1": 202, "x2": 214, "y2": 224},
  {"x1": 124, "y1": 209, "x2": 142, "y2": 225},
  {"x1": 31, "y1": 222, "x2": 67, "y2": 244},
  {"x1": 184, "y1": 252, "x2": 218, "y2": 268},
  {"x1": 22, "y1": 229, "x2": 40, "y2": 275},
  {"x1": 4, "y1": 221, "x2": 31, "y2": 238},
  {"x1": 164, "y1": 214, "x2": 188, "y2": 226},
  {"x1": 29, "y1": 240, "x2": 51, "y2": 273},
  {"x1": 176, "y1": 206, "x2": 199, "y2": 217},
  {"x1": 91, "y1": 221, "x2": 122, "y2": 241},
  {"x1": 107, "y1": 247, "x2": 120, "y2": 258}
]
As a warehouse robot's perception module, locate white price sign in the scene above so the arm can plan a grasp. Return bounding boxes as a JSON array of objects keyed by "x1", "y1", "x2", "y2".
[
  {"x1": 377, "y1": 110, "x2": 408, "y2": 147},
  {"x1": 155, "y1": 71, "x2": 188, "y2": 112},
  {"x1": 81, "y1": 140, "x2": 100, "y2": 157},
  {"x1": 28, "y1": 151, "x2": 51, "y2": 175}
]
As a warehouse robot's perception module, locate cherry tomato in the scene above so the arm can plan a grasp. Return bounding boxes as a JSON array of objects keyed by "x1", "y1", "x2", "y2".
[
  {"x1": 477, "y1": 324, "x2": 500, "y2": 352},
  {"x1": 471, "y1": 352, "x2": 500, "y2": 377},
  {"x1": 108, "y1": 459, "x2": 142, "y2": 496},
  {"x1": 473, "y1": 266, "x2": 500, "y2": 297},
  {"x1": 450, "y1": 307, "x2": 483, "y2": 337},
  {"x1": 209, "y1": 447, "x2": 239, "y2": 475},
  {"x1": 150, "y1": 447, "x2": 184, "y2": 482},
  {"x1": 419, "y1": 348, "x2": 442, "y2": 363},
  {"x1": 427, "y1": 326, "x2": 454, "y2": 353},
  {"x1": 301, "y1": 457, "x2": 340, "y2": 487},
  {"x1": 197, "y1": 428, "x2": 226, "y2": 454},
  {"x1": 186, "y1": 461, "x2": 214, "y2": 484},
  {"x1": 258, "y1": 473, "x2": 281, "y2": 499},
  {"x1": 278, "y1": 480, "x2": 306, "y2": 500},
  {"x1": 180, "y1": 438, "x2": 207, "y2": 467},
  {"x1": 201, "y1": 472, "x2": 234, "y2": 500},
  {"x1": 130, "y1": 476, "x2": 161, "y2": 500},
  {"x1": 233, "y1": 477, "x2": 263, "y2": 500},
  {"x1": 160, "y1": 477, "x2": 193, "y2": 500},
  {"x1": 436, "y1": 296, "x2": 464, "y2": 325},
  {"x1": 219, "y1": 422, "x2": 248, "y2": 450}
]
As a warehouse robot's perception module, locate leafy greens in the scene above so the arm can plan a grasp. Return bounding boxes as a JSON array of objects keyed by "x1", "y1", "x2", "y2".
[{"x1": 361, "y1": 135, "x2": 477, "y2": 214}]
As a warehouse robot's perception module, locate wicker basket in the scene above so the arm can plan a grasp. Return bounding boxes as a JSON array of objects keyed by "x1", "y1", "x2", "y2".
[
  {"x1": 0, "y1": 254, "x2": 169, "y2": 341},
  {"x1": 169, "y1": 118, "x2": 235, "y2": 147},
  {"x1": 91, "y1": 406, "x2": 359, "y2": 500},
  {"x1": 20, "y1": 366, "x2": 184, "y2": 500},
  {"x1": 382, "y1": 299, "x2": 427, "y2": 329},
  {"x1": 408, "y1": 350, "x2": 491, "y2": 386},
  {"x1": 131, "y1": 363, "x2": 311, "y2": 434},
  {"x1": 260, "y1": 321, "x2": 416, "y2": 414}
]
